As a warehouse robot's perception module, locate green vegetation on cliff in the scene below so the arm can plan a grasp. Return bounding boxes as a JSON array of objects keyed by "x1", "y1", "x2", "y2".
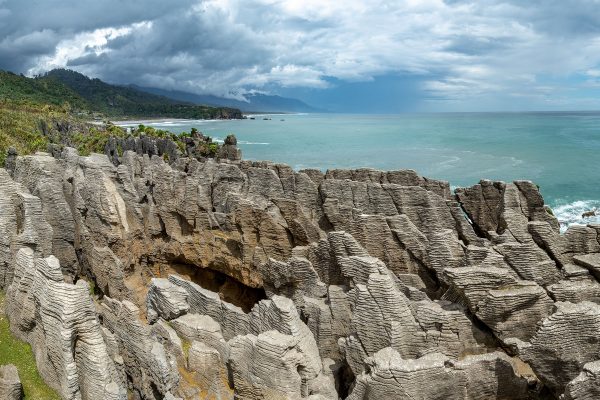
[
  {"x1": 0, "y1": 291, "x2": 61, "y2": 399},
  {"x1": 0, "y1": 71, "x2": 86, "y2": 109},
  {"x1": 0, "y1": 100, "x2": 225, "y2": 166},
  {"x1": 0, "y1": 101, "x2": 56, "y2": 165},
  {"x1": 0, "y1": 100, "x2": 115, "y2": 165},
  {"x1": 0, "y1": 69, "x2": 237, "y2": 165}
]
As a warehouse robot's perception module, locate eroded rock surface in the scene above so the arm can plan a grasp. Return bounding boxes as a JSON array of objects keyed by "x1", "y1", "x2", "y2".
[
  {"x1": 1, "y1": 148, "x2": 599, "y2": 399},
  {"x1": 348, "y1": 348, "x2": 529, "y2": 400},
  {"x1": 563, "y1": 360, "x2": 600, "y2": 400},
  {"x1": 0, "y1": 365, "x2": 23, "y2": 400},
  {"x1": 6, "y1": 249, "x2": 125, "y2": 400}
]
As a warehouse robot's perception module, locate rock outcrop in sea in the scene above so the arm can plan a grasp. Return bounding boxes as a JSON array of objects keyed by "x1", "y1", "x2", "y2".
[{"x1": 1, "y1": 138, "x2": 600, "y2": 399}]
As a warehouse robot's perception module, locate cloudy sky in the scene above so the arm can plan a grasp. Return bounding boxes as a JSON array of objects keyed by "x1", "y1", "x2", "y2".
[{"x1": 2, "y1": 0, "x2": 600, "y2": 112}]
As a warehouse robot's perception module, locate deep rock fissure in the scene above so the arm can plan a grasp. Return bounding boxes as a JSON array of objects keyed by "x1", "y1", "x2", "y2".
[
  {"x1": 333, "y1": 359, "x2": 355, "y2": 399},
  {"x1": 530, "y1": 231, "x2": 565, "y2": 269},
  {"x1": 454, "y1": 193, "x2": 488, "y2": 239}
]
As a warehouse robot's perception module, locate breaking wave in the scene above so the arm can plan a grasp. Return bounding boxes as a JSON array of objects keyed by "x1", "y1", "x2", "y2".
[{"x1": 551, "y1": 199, "x2": 600, "y2": 233}]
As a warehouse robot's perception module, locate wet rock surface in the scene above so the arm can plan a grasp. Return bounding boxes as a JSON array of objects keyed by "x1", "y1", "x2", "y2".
[{"x1": 0, "y1": 148, "x2": 599, "y2": 399}]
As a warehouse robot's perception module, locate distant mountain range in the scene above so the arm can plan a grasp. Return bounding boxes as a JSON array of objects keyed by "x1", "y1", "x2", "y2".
[
  {"x1": 133, "y1": 86, "x2": 322, "y2": 113},
  {"x1": 40, "y1": 69, "x2": 242, "y2": 119},
  {"x1": 0, "y1": 68, "x2": 319, "y2": 118}
]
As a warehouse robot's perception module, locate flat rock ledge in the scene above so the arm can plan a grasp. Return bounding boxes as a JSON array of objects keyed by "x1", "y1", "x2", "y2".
[{"x1": 1, "y1": 147, "x2": 600, "y2": 399}]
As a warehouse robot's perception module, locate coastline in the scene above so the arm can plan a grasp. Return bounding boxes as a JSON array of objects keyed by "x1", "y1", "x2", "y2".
[
  {"x1": 85, "y1": 114, "x2": 600, "y2": 233},
  {"x1": 110, "y1": 112, "x2": 304, "y2": 126},
  {"x1": 111, "y1": 118, "x2": 208, "y2": 126},
  {"x1": 131, "y1": 113, "x2": 600, "y2": 230}
]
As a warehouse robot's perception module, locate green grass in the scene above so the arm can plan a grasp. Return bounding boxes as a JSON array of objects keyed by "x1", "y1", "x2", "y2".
[{"x1": 0, "y1": 291, "x2": 61, "y2": 400}]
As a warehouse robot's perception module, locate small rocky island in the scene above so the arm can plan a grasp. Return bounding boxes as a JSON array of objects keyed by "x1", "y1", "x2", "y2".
[{"x1": 1, "y1": 135, "x2": 600, "y2": 399}]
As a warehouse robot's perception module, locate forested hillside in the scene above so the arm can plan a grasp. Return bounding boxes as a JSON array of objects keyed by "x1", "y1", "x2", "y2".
[{"x1": 0, "y1": 69, "x2": 242, "y2": 119}]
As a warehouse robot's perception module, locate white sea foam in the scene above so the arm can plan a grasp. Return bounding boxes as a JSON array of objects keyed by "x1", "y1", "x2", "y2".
[
  {"x1": 437, "y1": 156, "x2": 461, "y2": 167},
  {"x1": 239, "y1": 141, "x2": 270, "y2": 145},
  {"x1": 246, "y1": 113, "x2": 295, "y2": 118},
  {"x1": 114, "y1": 119, "x2": 225, "y2": 128},
  {"x1": 551, "y1": 199, "x2": 600, "y2": 233},
  {"x1": 212, "y1": 137, "x2": 269, "y2": 145}
]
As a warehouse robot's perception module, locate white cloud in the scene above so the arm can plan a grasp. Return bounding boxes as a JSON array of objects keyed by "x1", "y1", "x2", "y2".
[{"x1": 28, "y1": 24, "x2": 148, "y2": 75}]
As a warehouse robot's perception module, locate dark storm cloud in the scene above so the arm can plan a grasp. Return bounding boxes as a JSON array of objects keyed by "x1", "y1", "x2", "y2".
[
  {"x1": 0, "y1": 0, "x2": 195, "y2": 71},
  {"x1": 0, "y1": 0, "x2": 194, "y2": 35},
  {"x1": 0, "y1": 28, "x2": 59, "y2": 71},
  {"x1": 74, "y1": 5, "x2": 276, "y2": 95},
  {"x1": 3, "y1": 0, "x2": 600, "y2": 109}
]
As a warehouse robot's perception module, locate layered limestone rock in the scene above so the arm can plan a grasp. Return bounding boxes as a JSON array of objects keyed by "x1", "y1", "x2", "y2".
[
  {"x1": 6, "y1": 249, "x2": 125, "y2": 400},
  {"x1": 147, "y1": 278, "x2": 190, "y2": 323},
  {"x1": 104, "y1": 131, "x2": 242, "y2": 167},
  {"x1": 0, "y1": 365, "x2": 23, "y2": 400},
  {"x1": 187, "y1": 341, "x2": 232, "y2": 400},
  {"x1": 518, "y1": 301, "x2": 600, "y2": 392},
  {"x1": 563, "y1": 360, "x2": 600, "y2": 400},
  {"x1": 1, "y1": 147, "x2": 600, "y2": 399},
  {"x1": 348, "y1": 348, "x2": 529, "y2": 400},
  {"x1": 98, "y1": 297, "x2": 180, "y2": 399}
]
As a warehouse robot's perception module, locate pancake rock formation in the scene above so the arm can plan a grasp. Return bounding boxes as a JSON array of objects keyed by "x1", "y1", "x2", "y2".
[
  {"x1": 1, "y1": 140, "x2": 600, "y2": 399},
  {"x1": 0, "y1": 365, "x2": 23, "y2": 400}
]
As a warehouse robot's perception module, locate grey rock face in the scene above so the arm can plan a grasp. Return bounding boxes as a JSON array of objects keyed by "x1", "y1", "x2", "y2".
[
  {"x1": 98, "y1": 297, "x2": 179, "y2": 400},
  {"x1": 187, "y1": 341, "x2": 232, "y2": 400},
  {"x1": 549, "y1": 279, "x2": 600, "y2": 304},
  {"x1": 147, "y1": 278, "x2": 190, "y2": 323},
  {"x1": 1, "y1": 149, "x2": 600, "y2": 399},
  {"x1": 4, "y1": 147, "x2": 18, "y2": 177},
  {"x1": 348, "y1": 348, "x2": 529, "y2": 400},
  {"x1": 574, "y1": 254, "x2": 600, "y2": 279},
  {"x1": 520, "y1": 301, "x2": 600, "y2": 392},
  {"x1": 168, "y1": 275, "x2": 249, "y2": 341},
  {"x1": 563, "y1": 360, "x2": 600, "y2": 400},
  {"x1": 217, "y1": 141, "x2": 242, "y2": 161},
  {"x1": 0, "y1": 365, "x2": 23, "y2": 400},
  {"x1": 228, "y1": 332, "x2": 313, "y2": 400},
  {"x1": 6, "y1": 248, "x2": 125, "y2": 400},
  {"x1": 104, "y1": 133, "x2": 242, "y2": 166}
]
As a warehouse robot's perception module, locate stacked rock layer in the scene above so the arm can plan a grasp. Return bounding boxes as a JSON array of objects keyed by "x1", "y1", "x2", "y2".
[{"x1": 1, "y1": 146, "x2": 599, "y2": 399}]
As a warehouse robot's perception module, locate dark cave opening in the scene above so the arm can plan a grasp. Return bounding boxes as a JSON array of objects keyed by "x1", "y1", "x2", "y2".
[
  {"x1": 332, "y1": 359, "x2": 355, "y2": 398},
  {"x1": 162, "y1": 261, "x2": 267, "y2": 313}
]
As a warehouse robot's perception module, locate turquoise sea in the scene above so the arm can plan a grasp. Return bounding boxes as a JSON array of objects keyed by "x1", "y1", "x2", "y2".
[{"x1": 118, "y1": 112, "x2": 600, "y2": 230}]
